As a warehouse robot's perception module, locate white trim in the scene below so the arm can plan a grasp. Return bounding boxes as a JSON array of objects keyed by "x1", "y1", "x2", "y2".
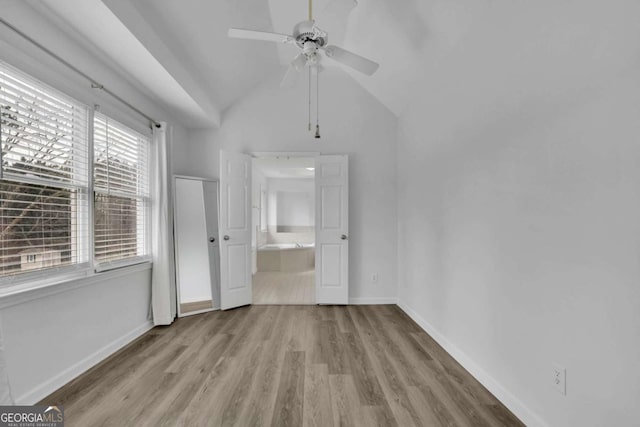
[
  {"x1": 251, "y1": 151, "x2": 321, "y2": 158},
  {"x1": 173, "y1": 174, "x2": 216, "y2": 182},
  {"x1": 94, "y1": 256, "x2": 152, "y2": 273},
  {"x1": 0, "y1": 262, "x2": 151, "y2": 309},
  {"x1": 396, "y1": 300, "x2": 548, "y2": 427},
  {"x1": 349, "y1": 297, "x2": 398, "y2": 305},
  {"x1": 0, "y1": 263, "x2": 92, "y2": 290},
  {"x1": 15, "y1": 320, "x2": 154, "y2": 405},
  {"x1": 179, "y1": 307, "x2": 215, "y2": 317}
]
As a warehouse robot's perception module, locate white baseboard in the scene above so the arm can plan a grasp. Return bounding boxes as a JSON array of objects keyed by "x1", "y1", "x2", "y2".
[
  {"x1": 349, "y1": 297, "x2": 398, "y2": 305},
  {"x1": 396, "y1": 300, "x2": 548, "y2": 427},
  {"x1": 16, "y1": 321, "x2": 154, "y2": 405}
]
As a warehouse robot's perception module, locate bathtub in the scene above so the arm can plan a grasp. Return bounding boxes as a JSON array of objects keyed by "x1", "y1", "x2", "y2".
[{"x1": 257, "y1": 243, "x2": 315, "y2": 272}]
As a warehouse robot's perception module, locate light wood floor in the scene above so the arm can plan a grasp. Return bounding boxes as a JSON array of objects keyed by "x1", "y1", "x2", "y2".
[
  {"x1": 41, "y1": 305, "x2": 523, "y2": 427},
  {"x1": 253, "y1": 270, "x2": 314, "y2": 305}
]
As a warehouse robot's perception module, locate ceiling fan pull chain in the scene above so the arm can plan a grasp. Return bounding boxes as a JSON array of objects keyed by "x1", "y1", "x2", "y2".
[
  {"x1": 308, "y1": 66, "x2": 312, "y2": 131},
  {"x1": 315, "y1": 70, "x2": 321, "y2": 139}
]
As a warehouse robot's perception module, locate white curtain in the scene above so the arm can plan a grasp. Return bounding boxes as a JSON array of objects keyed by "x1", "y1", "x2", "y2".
[
  {"x1": 0, "y1": 318, "x2": 14, "y2": 404},
  {"x1": 151, "y1": 123, "x2": 176, "y2": 325}
]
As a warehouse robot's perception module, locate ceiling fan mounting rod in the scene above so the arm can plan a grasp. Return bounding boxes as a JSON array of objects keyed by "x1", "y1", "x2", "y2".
[{"x1": 309, "y1": 0, "x2": 313, "y2": 21}]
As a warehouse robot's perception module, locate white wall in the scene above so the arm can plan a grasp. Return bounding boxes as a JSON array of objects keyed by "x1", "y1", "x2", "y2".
[
  {"x1": 396, "y1": 15, "x2": 640, "y2": 427},
  {"x1": 173, "y1": 128, "x2": 219, "y2": 180},
  {"x1": 0, "y1": 266, "x2": 152, "y2": 403},
  {"x1": 252, "y1": 168, "x2": 268, "y2": 239},
  {"x1": 182, "y1": 68, "x2": 398, "y2": 303},
  {"x1": 251, "y1": 168, "x2": 268, "y2": 273}
]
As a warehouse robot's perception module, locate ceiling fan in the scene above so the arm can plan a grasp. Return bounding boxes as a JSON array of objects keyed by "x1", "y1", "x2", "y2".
[{"x1": 228, "y1": 0, "x2": 379, "y2": 85}]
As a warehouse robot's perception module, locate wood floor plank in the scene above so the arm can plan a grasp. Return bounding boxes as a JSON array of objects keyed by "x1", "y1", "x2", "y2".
[
  {"x1": 328, "y1": 374, "x2": 360, "y2": 427},
  {"x1": 40, "y1": 305, "x2": 523, "y2": 427},
  {"x1": 342, "y1": 330, "x2": 386, "y2": 406},
  {"x1": 235, "y1": 306, "x2": 289, "y2": 426},
  {"x1": 271, "y1": 351, "x2": 305, "y2": 427},
  {"x1": 302, "y1": 363, "x2": 333, "y2": 427}
]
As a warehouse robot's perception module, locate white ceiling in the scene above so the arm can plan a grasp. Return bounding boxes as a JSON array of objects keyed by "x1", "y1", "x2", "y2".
[
  {"x1": 28, "y1": 0, "x2": 398, "y2": 128},
  {"x1": 33, "y1": 0, "x2": 221, "y2": 127},
  {"x1": 24, "y1": 0, "x2": 640, "y2": 129}
]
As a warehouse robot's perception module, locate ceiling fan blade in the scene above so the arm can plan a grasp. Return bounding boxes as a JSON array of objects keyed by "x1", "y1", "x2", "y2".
[
  {"x1": 228, "y1": 28, "x2": 292, "y2": 43},
  {"x1": 323, "y1": 45, "x2": 379, "y2": 75},
  {"x1": 280, "y1": 65, "x2": 300, "y2": 88}
]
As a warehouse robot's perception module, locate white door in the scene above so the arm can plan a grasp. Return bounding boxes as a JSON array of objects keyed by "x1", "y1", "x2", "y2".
[
  {"x1": 315, "y1": 155, "x2": 349, "y2": 304},
  {"x1": 202, "y1": 181, "x2": 221, "y2": 307},
  {"x1": 219, "y1": 151, "x2": 252, "y2": 310}
]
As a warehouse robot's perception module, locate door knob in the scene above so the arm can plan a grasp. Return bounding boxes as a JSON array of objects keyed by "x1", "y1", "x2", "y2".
[
  {"x1": 223, "y1": 235, "x2": 230, "y2": 241},
  {"x1": 209, "y1": 237, "x2": 216, "y2": 243},
  {"x1": 341, "y1": 234, "x2": 348, "y2": 240}
]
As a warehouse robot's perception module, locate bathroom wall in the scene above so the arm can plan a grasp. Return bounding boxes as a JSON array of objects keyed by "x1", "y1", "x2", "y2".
[
  {"x1": 253, "y1": 168, "x2": 269, "y2": 247},
  {"x1": 251, "y1": 168, "x2": 268, "y2": 273},
  {"x1": 267, "y1": 178, "x2": 315, "y2": 244}
]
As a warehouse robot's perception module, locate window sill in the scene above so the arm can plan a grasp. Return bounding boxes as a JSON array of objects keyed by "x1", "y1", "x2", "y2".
[
  {"x1": 95, "y1": 256, "x2": 152, "y2": 273},
  {"x1": 0, "y1": 261, "x2": 152, "y2": 309}
]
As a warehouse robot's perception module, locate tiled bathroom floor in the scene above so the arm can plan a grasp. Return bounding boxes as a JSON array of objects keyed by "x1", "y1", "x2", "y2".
[{"x1": 253, "y1": 270, "x2": 315, "y2": 304}]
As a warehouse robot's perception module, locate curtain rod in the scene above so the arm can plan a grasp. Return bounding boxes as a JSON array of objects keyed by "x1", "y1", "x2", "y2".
[{"x1": 0, "y1": 17, "x2": 161, "y2": 129}]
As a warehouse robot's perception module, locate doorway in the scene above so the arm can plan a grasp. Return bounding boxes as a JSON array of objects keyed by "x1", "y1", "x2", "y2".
[
  {"x1": 218, "y1": 151, "x2": 348, "y2": 310},
  {"x1": 251, "y1": 156, "x2": 316, "y2": 304}
]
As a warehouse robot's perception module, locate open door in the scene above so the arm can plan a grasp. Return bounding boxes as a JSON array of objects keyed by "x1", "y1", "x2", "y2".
[
  {"x1": 315, "y1": 155, "x2": 349, "y2": 304},
  {"x1": 219, "y1": 151, "x2": 252, "y2": 310},
  {"x1": 202, "y1": 180, "x2": 221, "y2": 308}
]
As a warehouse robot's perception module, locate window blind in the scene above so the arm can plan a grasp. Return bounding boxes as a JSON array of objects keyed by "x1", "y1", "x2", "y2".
[
  {"x1": 0, "y1": 61, "x2": 89, "y2": 278},
  {"x1": 93, "y1": 113, "x2": 149, "y2": 266}
]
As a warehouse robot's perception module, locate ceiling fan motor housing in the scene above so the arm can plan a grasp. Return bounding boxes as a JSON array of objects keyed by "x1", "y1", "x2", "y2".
[{"x1": 293, "y1": 20, "x2": 327, "y2": 49}]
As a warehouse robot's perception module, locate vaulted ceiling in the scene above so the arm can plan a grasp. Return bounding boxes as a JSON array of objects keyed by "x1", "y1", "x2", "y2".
[
  {"x1": 23, "y1": 0, "x2": 640, "y2": 130},
  {"x1": 28, "y1": 0, "x2": 418, "y2": 128}
]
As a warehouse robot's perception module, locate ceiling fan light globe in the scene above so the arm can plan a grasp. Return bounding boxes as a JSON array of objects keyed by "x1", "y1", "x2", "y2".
[
  {"x1": 303, "y1": 41, "x2": 317, "y2": 55},
  {"x1": 291, "y1": 53, "x2": 308, "y2": 71}
]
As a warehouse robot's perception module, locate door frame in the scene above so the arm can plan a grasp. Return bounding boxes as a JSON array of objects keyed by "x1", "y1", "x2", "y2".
[
  {"x1": 173, "y1": 175, "x2": 219, "y2": 317},
  {"x1": 250, "y1": 151, "x2": 345, "y2": 305}
]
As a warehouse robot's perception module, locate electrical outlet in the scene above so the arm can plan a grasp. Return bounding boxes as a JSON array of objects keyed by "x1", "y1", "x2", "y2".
[
  {"x1": 372, "y1": 273, "x2": 378, "y2": 283},
  {"x1": 553, "y1": 363, "x2": 566, "y2": 395}
]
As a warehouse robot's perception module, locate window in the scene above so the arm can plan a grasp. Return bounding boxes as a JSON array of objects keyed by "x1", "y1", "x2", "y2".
[
  {"x1": 0, "y1": 60, "x2": 151, "y2": 283},
  {"x1": 1, "y1": 62, "x2": 89, "y2": 278},
  {"x1": 93, "y1": 114, "x2": 150, "y2": 268}
]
